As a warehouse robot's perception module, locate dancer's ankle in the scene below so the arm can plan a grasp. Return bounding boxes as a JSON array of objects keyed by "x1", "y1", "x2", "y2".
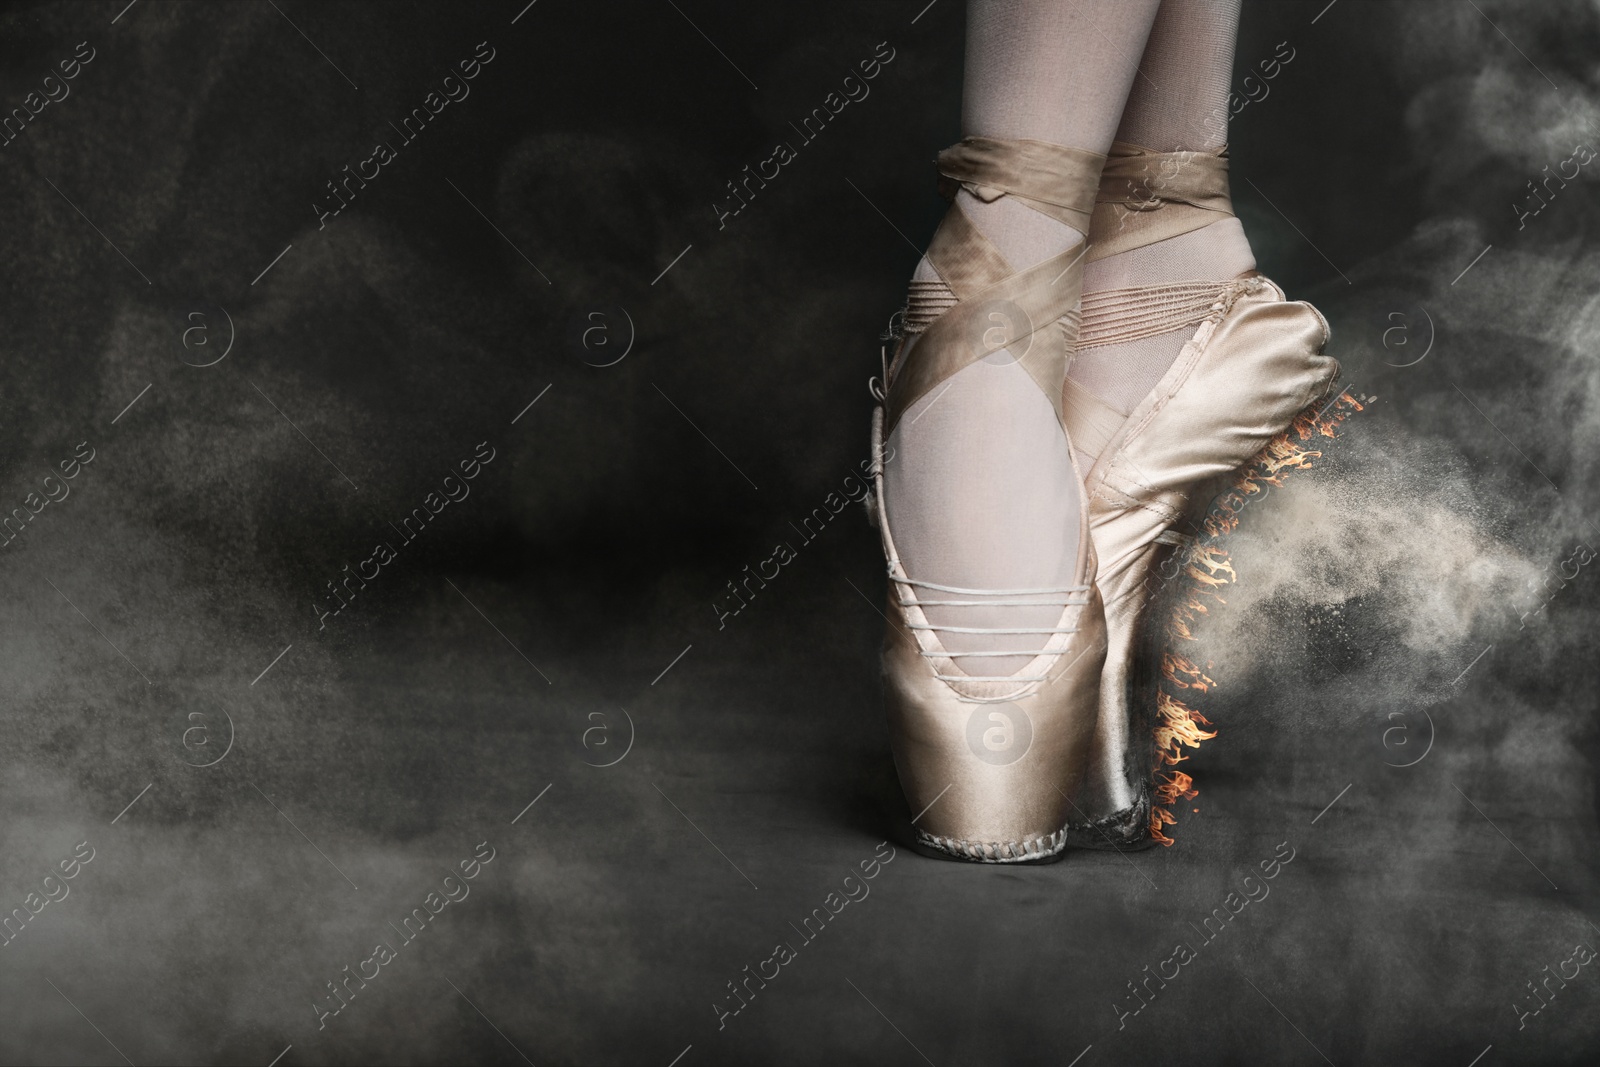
[
  {"x1": 961, "y1": 191, "x2": 1085, "y2": 270},
  {"x1": 1083, "y1": 217, "x2": 1253, "y2": 294},
  {"x1": 1069, "y1": 219, "x2": 1255, "y2": 420}
]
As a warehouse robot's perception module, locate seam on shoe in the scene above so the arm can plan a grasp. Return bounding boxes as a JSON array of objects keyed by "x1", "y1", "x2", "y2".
[
  {"x1": 1088, "y1": 484, "x2": 1181, "y2": 525},
  {"x1": 1294, "y1": 298, "x2": 1332, "y2": 347},
  {"x1": 916, "y1": 825, "x2": 1069, "y2": 863}
]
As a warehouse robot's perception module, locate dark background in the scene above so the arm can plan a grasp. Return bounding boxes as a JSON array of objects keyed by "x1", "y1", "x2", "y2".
[{"x1": 1, "y1": 0, "x2": 1598, "y2": 1063}]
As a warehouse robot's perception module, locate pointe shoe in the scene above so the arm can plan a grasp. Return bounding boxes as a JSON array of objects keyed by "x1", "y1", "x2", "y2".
[
  {"x1": 1062, "y1": 143, "x2": 1340, "y2": 849},
  {"x1": 871, "y1": 137, "x2": 1109, "y2": 864}
]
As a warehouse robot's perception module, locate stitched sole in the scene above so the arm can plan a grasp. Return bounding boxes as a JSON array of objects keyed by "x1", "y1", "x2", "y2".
[{"x1": 913, "y1": 825, "x2": 1070, "y2": 865}]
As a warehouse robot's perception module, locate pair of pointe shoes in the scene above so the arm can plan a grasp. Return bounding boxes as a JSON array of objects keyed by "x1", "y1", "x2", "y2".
[{"x1": 872, "y1": 137, "x2": 1340, "y2": 863}]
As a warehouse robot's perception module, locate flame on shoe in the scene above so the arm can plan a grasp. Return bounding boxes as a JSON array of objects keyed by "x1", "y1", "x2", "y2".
[
  {"x1": 1163, "y1": 654, "x2": 1215, "y2": 693},
  {"x1": 1149, "y1": 391, "x2": 1365, "y2": 846},
  {"x1": 1152, "y1": 691, "x2": 1217, "y2": 766}
]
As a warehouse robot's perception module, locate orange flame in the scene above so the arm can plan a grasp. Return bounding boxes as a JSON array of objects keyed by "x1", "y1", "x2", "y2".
[
  {"x1": 1162, "y1": 654, "x2": 1216, "y2": 693},
  {"x1": 1169, "y1": 548, "x2": 1232, "y2": 642},
  {"x1": 1154, "y1": 771, "x2": 1198, "y2": 806},
  {"x1": 1302, "y1": 392, "x2": 1365, "y2": 440},
  {"x1": 1153, "y1": 692, "x2": 1218, "y2": 767},
  {"x1": 1147, "y1": 389, "x2": 1366, "y2": 845},
  {"x1": 1150, "y1": 806, "x2": 1177, "y2": 847}
]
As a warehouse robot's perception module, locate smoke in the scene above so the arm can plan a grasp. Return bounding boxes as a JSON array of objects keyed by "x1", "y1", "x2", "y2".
[
  {"x1": 1204, "y1": 466, "x2": 1543, "y2": 682},
  {"x1": 2, "y1": 1, "x2": 1599, "y2": 1063}
]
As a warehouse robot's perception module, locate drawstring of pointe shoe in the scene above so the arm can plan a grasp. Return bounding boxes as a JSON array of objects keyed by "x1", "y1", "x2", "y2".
[{"x1": 889, "y1": 570, "x2": 1090, "y2": 687}]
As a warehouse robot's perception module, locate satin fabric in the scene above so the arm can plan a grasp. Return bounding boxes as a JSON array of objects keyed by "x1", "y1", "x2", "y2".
[
  {"x1": 1068, "y1": 277, "x2": 1340, "y2": 830},
  {"x1": 877, "y1": 442, "x2": 1107, "y2": 860},
  {"x1": 876, "y1": 136, "x2": 1111, "y2": 862},
  {"x1": 936, "y1": 136, "x2": 1107, "y2": 232},
  {"x1": 1088, "y1": 141, "x2": 1233, "y2": 261},
  {"x1": 883, "y1": 138, "x2": 1109, "y2": 434}
]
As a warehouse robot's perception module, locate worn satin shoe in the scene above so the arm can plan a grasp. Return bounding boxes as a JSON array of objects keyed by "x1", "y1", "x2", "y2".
[
  {"x1": 1062, "y1": 143, "x2": 1341, "y2": 849},
  {"x1": 871, "y1": 137, "x2": 1109, "y2": 863}
]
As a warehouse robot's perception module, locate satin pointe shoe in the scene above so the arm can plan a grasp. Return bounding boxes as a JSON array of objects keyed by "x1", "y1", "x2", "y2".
[
  {"x1": 871, "y1": 137, "x2": 1110, "y2": 864},
  {"x1": 1061, "y1": 142, "x2": 1341, "y2": 849}
]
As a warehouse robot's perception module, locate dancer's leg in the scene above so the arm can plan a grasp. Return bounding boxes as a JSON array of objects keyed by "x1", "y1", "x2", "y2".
[
  {"x1": 1070, "y1": 0, "x2": 1255, "y2": 437},
  {"x1": 1113, "y1": 0, "x2": 1240, "y2": 153},
  {"x1": 883, "y1": 0, "x2": 1160, "y2": 677}
]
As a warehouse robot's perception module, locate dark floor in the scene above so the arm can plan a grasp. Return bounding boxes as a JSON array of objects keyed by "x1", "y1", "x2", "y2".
[{"x1": 2, "y1": 1, "x2": 1599, "y2": 1064}]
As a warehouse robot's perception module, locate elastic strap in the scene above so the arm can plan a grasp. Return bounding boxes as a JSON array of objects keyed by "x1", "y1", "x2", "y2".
[{"x1": 1078, "y1": 281, "x2": 1231, "y2": 350}]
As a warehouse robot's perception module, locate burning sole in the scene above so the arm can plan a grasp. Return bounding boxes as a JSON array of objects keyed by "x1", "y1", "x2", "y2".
[{"x1": 1141, "y1": 390, "x2": 1369, "y2": 846}]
